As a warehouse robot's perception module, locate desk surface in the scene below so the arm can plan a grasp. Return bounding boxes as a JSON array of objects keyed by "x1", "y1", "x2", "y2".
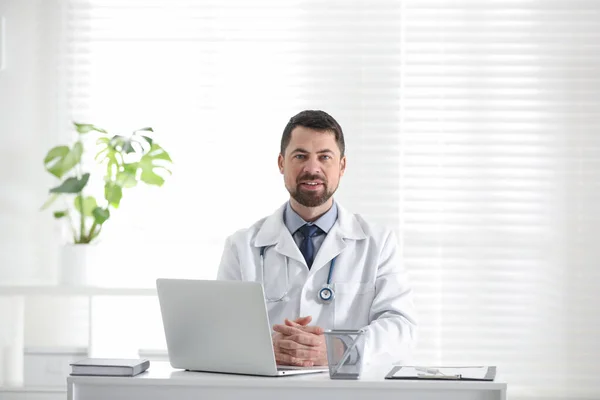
[{"x1": 67, "y1": 361, "x2": 507, "y2": 391}]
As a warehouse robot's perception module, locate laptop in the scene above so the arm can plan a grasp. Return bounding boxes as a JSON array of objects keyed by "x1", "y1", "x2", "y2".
[{"x1": 156, "y1": 278, "x2": 328, "y2": 377}]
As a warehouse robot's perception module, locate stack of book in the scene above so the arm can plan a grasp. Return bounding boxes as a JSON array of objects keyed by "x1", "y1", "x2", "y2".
[{"x1": 70, "y1": 358, "x2": 150, "y2": 377}]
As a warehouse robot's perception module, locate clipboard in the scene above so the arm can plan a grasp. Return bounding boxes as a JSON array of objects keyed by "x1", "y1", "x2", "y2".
[{"x1": 385, "y1": 366, "x2": 497, "y2": 381}]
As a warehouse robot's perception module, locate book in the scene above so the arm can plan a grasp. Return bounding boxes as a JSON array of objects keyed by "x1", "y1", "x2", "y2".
[{"x1": 70, "y1": 358, "x2": 150, "y2": 376}]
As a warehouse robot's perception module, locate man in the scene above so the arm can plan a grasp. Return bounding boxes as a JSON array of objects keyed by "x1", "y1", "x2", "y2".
[{"x1": 217, "y1": 110, "x2": 416, "y2": 367}]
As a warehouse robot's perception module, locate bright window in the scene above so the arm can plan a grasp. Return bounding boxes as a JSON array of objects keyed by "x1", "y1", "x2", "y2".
[{"x1": 59, "y1": 1, "x2": 600, "y2": 398}]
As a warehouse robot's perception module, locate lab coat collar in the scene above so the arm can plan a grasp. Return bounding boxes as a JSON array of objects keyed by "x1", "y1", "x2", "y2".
[
  {"x1": 253, "y1": 203, "x2": 304, "y2": 264},
  {"x1": 309, "y1": 202, "x2": 367, "y2": 272},
  {"x1": 254, "y1": 203, "x2": 288, "y2": 248},
  {"x1": 332, "y1": 202, "x2": 368, "y2": 241},
  {"x1": 253, "y1": 201, "x2": 367, "y2": 266}
]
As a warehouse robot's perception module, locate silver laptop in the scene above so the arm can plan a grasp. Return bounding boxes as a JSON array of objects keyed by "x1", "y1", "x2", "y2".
[{"x1": 156, "y1": 278, "x2": 328, "y2": 376}]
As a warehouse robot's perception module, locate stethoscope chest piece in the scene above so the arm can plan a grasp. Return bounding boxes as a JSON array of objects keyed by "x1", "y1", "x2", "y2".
[
  {"x1": 319, "y1": 286, "x2": 335, "y2": 302},
  {"x1": 261, "y1": 244, "x2": 338, "y2": 303}
]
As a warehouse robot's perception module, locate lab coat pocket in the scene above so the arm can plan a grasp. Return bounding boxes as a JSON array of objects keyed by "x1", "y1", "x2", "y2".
[{"x1": 333, "y1": 282, "x2": 375, "y2": 329}]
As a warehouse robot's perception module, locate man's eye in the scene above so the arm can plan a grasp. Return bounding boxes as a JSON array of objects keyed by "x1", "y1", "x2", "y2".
[
  {"x1": 294, "y1": 154, "x2": 306, "y2": 159},
  {"x1": 320, "y1": 155, "x2": 331, "y2": 160}
]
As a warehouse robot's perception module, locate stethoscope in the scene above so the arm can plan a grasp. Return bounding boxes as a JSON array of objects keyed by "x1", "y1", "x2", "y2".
[{"x1": 260, "y1": 246, "x2": 337, "y2": 303}]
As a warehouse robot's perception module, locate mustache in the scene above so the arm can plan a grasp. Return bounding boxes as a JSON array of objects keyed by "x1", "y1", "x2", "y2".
[{"x1": 297, "y1": 174, "x2": 327, "y2": 184}]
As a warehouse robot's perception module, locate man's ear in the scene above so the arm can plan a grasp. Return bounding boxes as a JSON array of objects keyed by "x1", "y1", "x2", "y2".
[
  {"x1": 278, "y1": 154, "x2": 284, "y2": 174},
  {"x1": 340, "y1": 156, "x2": 347, "y2": 176}
]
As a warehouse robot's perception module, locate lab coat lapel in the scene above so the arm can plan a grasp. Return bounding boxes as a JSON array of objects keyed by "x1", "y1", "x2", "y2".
[
  {"x1": 253, "y1": 203, "x2": 305, "y2": 265},
  {"x1": 274, "y1": 232, "x2": 305, "y2": 265},
  {"x1": 310, "y1": 203, "x2": 367, "y2": 274},
  {"x1": 310, "y1": 225, "x2": 346, "y2": 274}
]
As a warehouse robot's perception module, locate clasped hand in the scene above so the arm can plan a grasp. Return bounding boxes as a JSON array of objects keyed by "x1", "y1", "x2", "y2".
[{"x1": 272, "y1": 316, "x2": 327, "y2": 367}]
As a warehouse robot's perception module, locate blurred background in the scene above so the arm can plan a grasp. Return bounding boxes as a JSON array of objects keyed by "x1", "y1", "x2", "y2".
[{"x1": 0, "y1": 0, "x2": 599, "y2": 399}]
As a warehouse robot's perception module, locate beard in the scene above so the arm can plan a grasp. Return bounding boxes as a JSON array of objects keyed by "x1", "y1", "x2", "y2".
[{"x1": 288, "y1": 174, "x2": 338, "y2": 208}]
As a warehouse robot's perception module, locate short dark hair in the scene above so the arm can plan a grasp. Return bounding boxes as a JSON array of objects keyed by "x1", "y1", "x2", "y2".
[{"x1": 280, "y1": 110, "x2": 345, "y2": 157}]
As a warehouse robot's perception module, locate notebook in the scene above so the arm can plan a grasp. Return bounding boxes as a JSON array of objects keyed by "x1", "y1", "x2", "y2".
[{"x1": 70, "y1": 358, "x2": 150, "y2": 377}]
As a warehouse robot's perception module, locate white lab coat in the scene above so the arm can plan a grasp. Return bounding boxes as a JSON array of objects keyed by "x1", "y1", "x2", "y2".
[{"x1": 217, "y1": 202, "x2": 417, "y2": 365}]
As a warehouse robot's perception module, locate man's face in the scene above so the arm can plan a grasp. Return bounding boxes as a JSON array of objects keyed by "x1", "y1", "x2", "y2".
[{"x1": 278, "y1": 126, "x2": 346, "y2": 208}]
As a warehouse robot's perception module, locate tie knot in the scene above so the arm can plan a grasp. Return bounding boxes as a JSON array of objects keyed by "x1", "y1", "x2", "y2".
[{"x1": 297, "y1": 224, "x2": 323, "y2": 239}]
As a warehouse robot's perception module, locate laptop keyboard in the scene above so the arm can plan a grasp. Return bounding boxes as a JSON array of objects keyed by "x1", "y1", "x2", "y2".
[{"x1": 277, "y1": 365, "x2": 328, "y2": 371}]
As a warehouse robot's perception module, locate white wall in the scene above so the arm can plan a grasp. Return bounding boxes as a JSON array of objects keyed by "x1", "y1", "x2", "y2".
[
  {"x1": 0, "y1": 0, "x2": 88, "y2": 349},
  {"x1": 0, "y1": 0, "x2": 59, "y2": 284}
]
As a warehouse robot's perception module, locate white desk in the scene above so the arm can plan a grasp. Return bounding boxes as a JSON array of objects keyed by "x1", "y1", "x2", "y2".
[{"x1": 67, "y1": 362, "x2": 507, "y2": 400}]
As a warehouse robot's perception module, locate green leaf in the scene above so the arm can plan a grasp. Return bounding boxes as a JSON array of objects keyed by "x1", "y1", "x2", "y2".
[
  {"x1": 44, "y1": 146, "x2": 69, "y2": 178},
  {"x1": 135, "y1": 127, "x2": 154, "y2": 132},
  {"x1": 95, "y1": 137, "x2": 111, "y2": 162},
  {"x1": 53, "y1": 210, "x2": 68, "y2": 218},
  {"x1": 105, "y1": 182, "x2": 123, "y2": 208},
  {"x1": 109, "y1": 135, "x2": 136, "y2": 154},
  {"x1": 140, "y1": 169, "x2": 165, "y2": 186},
  {"x1": 96, "y1": 148, "x2": 119, "y2": 172},
  {"x1": 123, "y1": 162, "x2": 138, "y2": 174},
  {"x1": 74, "y1": 195, "x2": 98, "y2": 217},
  {"x1": 43, "y1": 142, "x2": 83, "y2": 178},
  {"x1": 92, "y1": 207, "x2": 110, "y2": 224},
  {"x1": 119, "y1": 163, "x2": 139, "y2": 186},
  {"x1": 147, "y1": 143, "x2": 172, "y2": 162},
  {"x1": 40, "y1": 193, "x2": 60, "y2": 210},
  {"x1": 123, "y1": 141, "x2": 135, "y2": 153},
  {"x1": 95, "y1": 137, "x2": 122, "y2": 181},
  {"x1": 116, "y1": 170, "x2": 138, "y2": 188},
  {"x1": 62, "y1": 142, "x2": 83, "y2": 172},
  {"x1": 49, "y1": 173, "x2": 90, "y2": 194},
  {"x1": 94, "y1": 148, "x2": 108, "y2": 162},
  {"x1": 109, "y1": 135, "x2": 126, "y2": 147},
  {"x1": 74, "y1": 122, "x2": 107, "y2": 134},
  {"x1": 139, "y1": 143, "x2": 173, "y2": 186},
  {"x1": 141, "y1": 135, "x2": 153, "y2": 146}
]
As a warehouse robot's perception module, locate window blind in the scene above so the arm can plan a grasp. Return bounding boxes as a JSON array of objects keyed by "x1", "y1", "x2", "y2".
[
  {"x1": 57, "y1": 1, "x2": 600, "y2": 398},
  {"x1": 60, "y1": 0, "x2": 404, "y2": 362},
  {"x1": 62, "y1": 0, "x2": 402, "y2": 283},
  {"x1": 400, "y1": 1, "x2": 600, "y2": 398}
]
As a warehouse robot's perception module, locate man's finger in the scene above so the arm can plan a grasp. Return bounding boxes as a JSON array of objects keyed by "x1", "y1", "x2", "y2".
[
  {"x1": 278, "y1": 339, "x2": 320, "y2": 352},
  {"x1": 289, "y1": 333, "x2": 322, "y2": 346},
  {"x1": 286, "y1": 319, "x2": 299, "y2": 327},
  {"x1": 285, "y1": 319, "x2": 325, "y2": 335},
  {"x1": 286, "y1": 318, "x2": 310, "y2": 327},
  {"x1": 276, "y1": 323, "x2": 324, "y2": 336},
  {"x1": 275, "y1": 351, "x2": 314, "y2": 367},
  {"x1": 279, "y1": 347, "x2": 322, "y2": 360},
  {"x1": 284, "y1": 320, "x2": 325, "y2": 335},
  {"x1": 273, "y1": 325, "x2": 324, "y2": 346},
  {"x1": 273, "y1": 324, "x2": 305, "y2": 336},
  {"x1": 279, "y1": 344, "x2": 325, "y2": 359},
  {"x1": 292, "y1": 316, "x2": 312, "y2": 326},
  {"x1": 275, "y1": 324, "x2": 323, "y2": 339}
]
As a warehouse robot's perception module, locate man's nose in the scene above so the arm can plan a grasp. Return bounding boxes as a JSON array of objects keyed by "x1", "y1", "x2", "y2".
[{"x1": 302, "y1": 157, "x2": 322, "y2": 175}]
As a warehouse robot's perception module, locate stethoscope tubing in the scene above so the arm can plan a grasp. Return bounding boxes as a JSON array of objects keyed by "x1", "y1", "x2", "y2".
[{"x1": 260, "y1": 246, "x2": 336, "y2": 303}]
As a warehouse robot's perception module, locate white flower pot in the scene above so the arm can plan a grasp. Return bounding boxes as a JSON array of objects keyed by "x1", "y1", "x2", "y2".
[{"x1": 59, "y1": 244, "x2": 93, "y2": 286}]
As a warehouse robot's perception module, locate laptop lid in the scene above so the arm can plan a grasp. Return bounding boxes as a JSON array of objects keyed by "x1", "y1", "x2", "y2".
[{"x1": 156, "y1": 278, "x2": 280, "y2": 376}]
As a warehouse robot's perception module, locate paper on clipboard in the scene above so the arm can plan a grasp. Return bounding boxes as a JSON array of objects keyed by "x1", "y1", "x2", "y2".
[{"x1": 388, "y1": 366, "x2": 494, "y2": 380}]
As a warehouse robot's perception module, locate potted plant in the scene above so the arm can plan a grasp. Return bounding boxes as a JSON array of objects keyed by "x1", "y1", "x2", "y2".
[{"x1": 41, "y1": 122, "x2": 173, "y2": 284}]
